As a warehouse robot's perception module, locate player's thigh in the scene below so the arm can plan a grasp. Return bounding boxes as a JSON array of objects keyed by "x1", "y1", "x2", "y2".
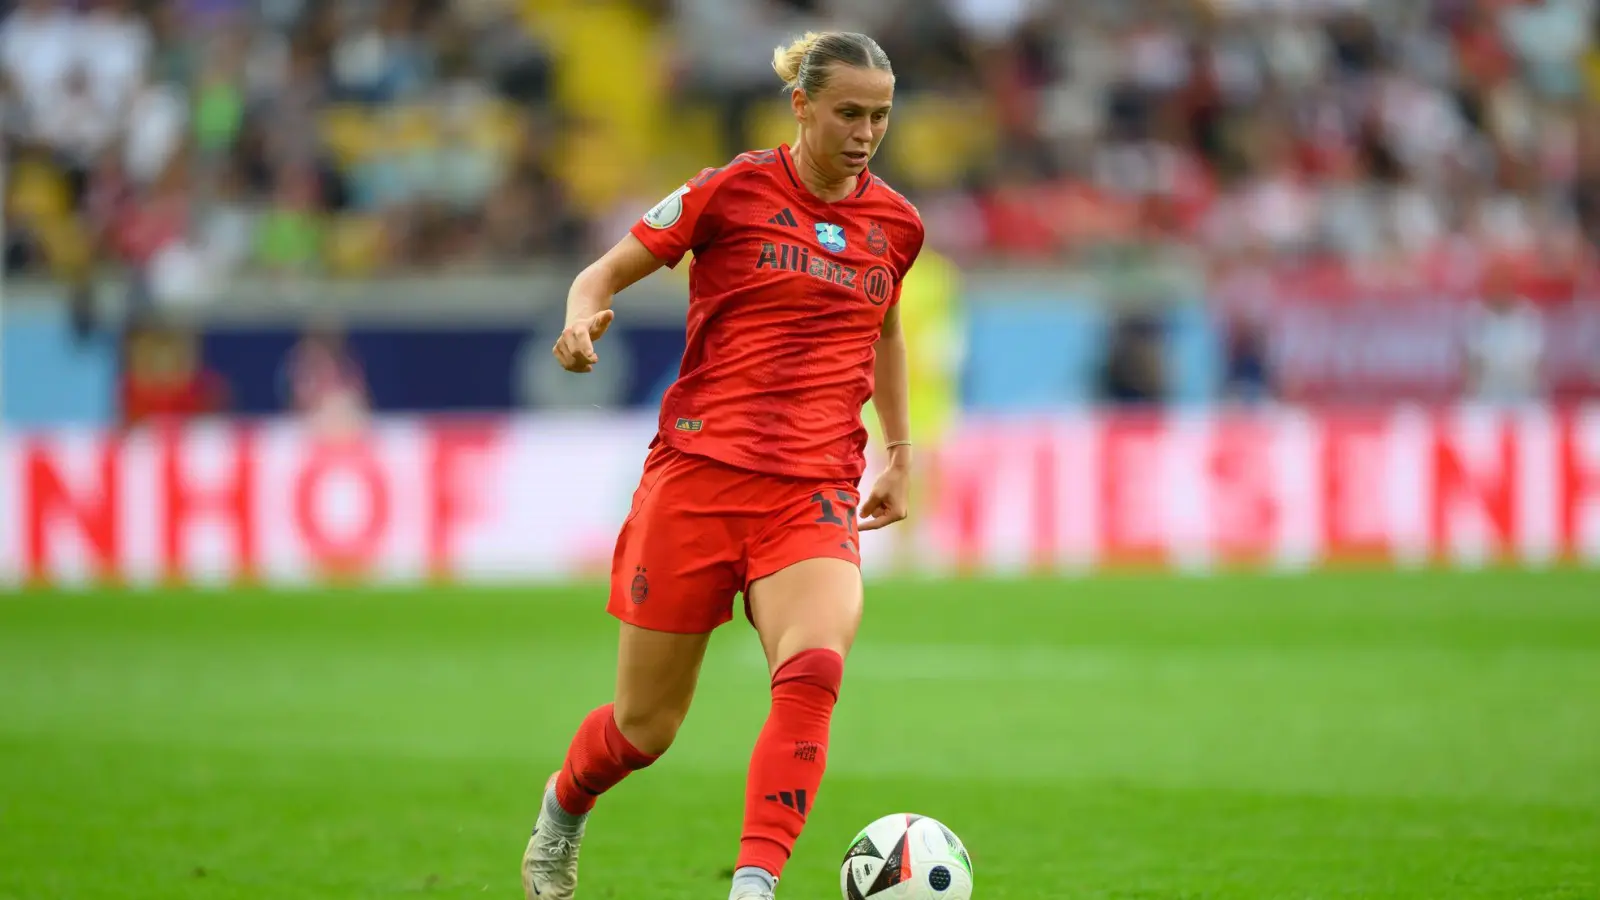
[
  {"x1": 746, "y1": 557, "x2": 864, "y2": 675},
  {"x1": 607, "y1": 450, "x2": 746, "y2": 634},
  {"x1": 745, "y1": 484, "x2": 865, "y2": 673},
  {"x1": 612, "y1": 621, "x2": 712, "y2": 755}
]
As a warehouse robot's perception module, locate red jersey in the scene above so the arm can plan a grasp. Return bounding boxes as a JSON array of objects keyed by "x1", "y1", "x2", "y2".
[{"x1": 629, "y1": 144, "x2": 925, "y2": 482}]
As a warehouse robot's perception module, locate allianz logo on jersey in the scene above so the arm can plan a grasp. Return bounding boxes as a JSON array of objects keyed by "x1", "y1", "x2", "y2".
[{"x1": 756, "y1": 241, "x2": 858, "y2": 290}]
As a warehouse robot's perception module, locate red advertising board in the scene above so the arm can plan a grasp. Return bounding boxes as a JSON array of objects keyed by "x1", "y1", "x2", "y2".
[{"x1": 3, "y1": 408, "x2": 1597, "y2": 586}]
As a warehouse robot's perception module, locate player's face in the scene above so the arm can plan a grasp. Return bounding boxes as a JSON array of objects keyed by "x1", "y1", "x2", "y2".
[{"x1": 795, "y1": 66, "x2": 895, "y2": 180}]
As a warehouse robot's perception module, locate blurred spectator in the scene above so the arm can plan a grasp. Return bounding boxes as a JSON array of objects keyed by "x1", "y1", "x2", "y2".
[
  {"x1": 253, "y1": 161, "x2": 324, "y2": 275},
  {"x1": 1463, "y1": 265, "x2": 1546, "y2": 406},
  {"x1": 118, "y1": 317, "x2": 228, "y2": 425},
  {"x1": 1100, "y1": 310, "x2": 1168, "y2": 405},
  {"x1": 282, "y1": 320, "x2": 369, "y2": 435},
  {"x1": 670, "y1": 0, "x2": 803, "y2": 159},
  {"x1": 1222, "y1": 314, "x2": 1274, "y2": 405}
]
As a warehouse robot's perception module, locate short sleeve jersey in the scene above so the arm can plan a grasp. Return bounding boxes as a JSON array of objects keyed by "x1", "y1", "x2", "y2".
[{"x1": 629, "y1": 143, "x2": 925, "y2": 482}]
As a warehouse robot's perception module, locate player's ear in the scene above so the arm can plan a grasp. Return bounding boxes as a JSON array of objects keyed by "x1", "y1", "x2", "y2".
[{"x1": 790, "y1": 88, "x2": 807, "y2": 122}]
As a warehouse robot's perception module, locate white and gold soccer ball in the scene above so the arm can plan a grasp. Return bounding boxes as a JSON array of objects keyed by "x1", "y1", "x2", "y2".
[{"x1": 840, "y1": 813, "x2": 973, "y2": 900}]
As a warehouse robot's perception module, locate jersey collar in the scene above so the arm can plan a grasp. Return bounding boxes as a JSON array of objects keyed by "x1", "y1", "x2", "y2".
[{"x1": 778, "y1": 143, "x2": 875, "y2": 204}]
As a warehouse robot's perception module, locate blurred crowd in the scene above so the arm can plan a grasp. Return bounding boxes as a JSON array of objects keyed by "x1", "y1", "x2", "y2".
[
  {"x1": 921, "y1": 0, "x2": 1600, "y2": 284},
  {"x1": 2, "y1": 0, "x2": 575, "y2": 300},
  {"x1": 3, "y1": 0, "x2": 1600, "y2": 300}
]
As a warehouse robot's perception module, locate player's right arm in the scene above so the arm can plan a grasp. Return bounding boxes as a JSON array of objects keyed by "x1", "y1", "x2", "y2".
[
  {"x1": 553, "y1": 234, "x2": 664, "y2": 374},
  {"x1": 554, "y1": 167, "x2": 728, "y2": 374}
]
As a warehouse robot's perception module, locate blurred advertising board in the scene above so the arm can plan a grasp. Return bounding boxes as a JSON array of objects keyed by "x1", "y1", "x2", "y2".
[
  {"x1": 197, "y1": 321, "x2": 687, "y2": 414},
  {"x1": 3, "y1": 407, "x2": 1598, "y2": 587},
  {"x1": 1215, "y1": 263, "x2": 1600, "y2": 405}
]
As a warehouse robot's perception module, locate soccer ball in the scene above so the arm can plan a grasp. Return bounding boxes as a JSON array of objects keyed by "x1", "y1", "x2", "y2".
[{"x1": 840, "y1": 813, "x2": 973, "y2": 900}]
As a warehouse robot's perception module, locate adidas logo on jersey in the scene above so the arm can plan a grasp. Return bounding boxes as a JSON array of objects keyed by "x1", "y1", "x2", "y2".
[{"x1": 767, "y1": 208, "x2": 799, "y2": 228}]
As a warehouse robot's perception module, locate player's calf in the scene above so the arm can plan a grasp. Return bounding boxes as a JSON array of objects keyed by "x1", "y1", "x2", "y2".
[
  {"x1": 734, "y1": 647, "x2": 845, "y2": 895},
  {"x1": 555, "y1": 703, "x2": 661, "y2": 818},
  {"x1": 733, "y1": 556, "x2": 861, "y2": 896},
  {"x1": 524, "y1": 705, "x2": 661, "y2": 900}
]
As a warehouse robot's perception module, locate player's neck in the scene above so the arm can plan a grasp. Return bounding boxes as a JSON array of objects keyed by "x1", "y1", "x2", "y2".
[{"x1": 790, "y1": 144, "x2": 856, "y2": 203}]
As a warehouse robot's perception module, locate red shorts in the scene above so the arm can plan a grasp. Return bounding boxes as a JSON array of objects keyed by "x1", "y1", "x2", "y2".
[{"x1": 608, "y1": 445, "x2": 863, "y2": 634}]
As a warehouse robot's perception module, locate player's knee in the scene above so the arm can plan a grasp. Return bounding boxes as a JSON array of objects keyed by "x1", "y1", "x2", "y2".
[
  {"x1": 612, "y1": 701, "x2": 689, "y2": 757},
  {"x1": 768, "y1": 626, "x2": 857, "y2": 676},
  {"x1": 771, "y1": 647, "x2": 845, "y2": 702}
]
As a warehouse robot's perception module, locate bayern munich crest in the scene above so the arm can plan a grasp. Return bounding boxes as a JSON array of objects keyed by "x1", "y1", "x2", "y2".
[{"x1": 866, "y1": 222, "x2": 888, "y2": 256}]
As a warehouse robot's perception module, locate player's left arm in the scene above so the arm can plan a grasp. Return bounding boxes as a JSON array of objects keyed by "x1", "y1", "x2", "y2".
[
  {"x1": 860, "y1": 301, "x2": 913, "y2": 531},
  {"x1": 859, "y1": 208, "x2": 923, "y2": 531},
  {"x1": 871, "y1": 304, "x2": 912, "y2": 463}
]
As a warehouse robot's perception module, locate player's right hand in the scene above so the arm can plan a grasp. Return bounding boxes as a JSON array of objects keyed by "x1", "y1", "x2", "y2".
[{"x1": 553, "y1": 309, "x2": 615, "y2": 373}]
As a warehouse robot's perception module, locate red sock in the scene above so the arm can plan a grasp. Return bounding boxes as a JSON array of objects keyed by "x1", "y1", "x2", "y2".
[
  {"x1": 554, "y1": 703, "x2": 659, "y2": 815},
  {"x1": 736, "y1": 648, "x2": 844, "y2": 877}
]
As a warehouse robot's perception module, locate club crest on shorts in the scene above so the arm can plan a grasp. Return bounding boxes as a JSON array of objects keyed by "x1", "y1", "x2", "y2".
[
  {"x1": 814, "y1": 221, "x2": 847, "y2": 254},
  {"x1": 643, "y1": 184, "x2": 690, "y2": 229},
  {"x1": 630, "y1": 566, "x2": 649, "y2": 604}
]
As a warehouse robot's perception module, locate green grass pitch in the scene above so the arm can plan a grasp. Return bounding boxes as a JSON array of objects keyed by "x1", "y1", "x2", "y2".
[{"x1": 3, "y1": 569, "x2": 1598, "y2": 899}]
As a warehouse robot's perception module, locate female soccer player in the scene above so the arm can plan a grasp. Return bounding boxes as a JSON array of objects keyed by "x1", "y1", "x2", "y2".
[{"x1": 525, "y1": 30, "x2": 922, "y2": 900}]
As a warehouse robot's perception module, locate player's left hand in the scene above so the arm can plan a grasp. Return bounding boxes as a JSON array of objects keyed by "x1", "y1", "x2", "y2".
[{"x1": 858, "y1": 466, "x2": 910, "y2": 531}]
